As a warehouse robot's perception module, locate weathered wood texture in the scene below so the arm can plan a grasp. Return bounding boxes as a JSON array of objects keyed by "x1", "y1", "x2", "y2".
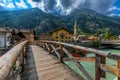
[
  {"x1": 29, "y1": 45, "x2": 84, "y2": 80},
  {"x1": 0, "y1": 41, "x2": 28, "y2": 80},
  {"x1": 37, "y1": 40, "x2": 120, "y2": 80}
]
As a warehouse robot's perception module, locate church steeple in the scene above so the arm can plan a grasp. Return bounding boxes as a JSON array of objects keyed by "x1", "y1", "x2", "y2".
[
  {"x1": 73, "y1": 19, "x2": 78, "y2": 42},
  {"x1": 74, "y1": 20, "x2": 77, "y2": 35}
]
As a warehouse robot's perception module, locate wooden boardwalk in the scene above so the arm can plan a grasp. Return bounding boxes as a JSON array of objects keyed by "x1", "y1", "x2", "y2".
[{"x1": 27, "y1": 45, "x2": 84, "y2": 80}]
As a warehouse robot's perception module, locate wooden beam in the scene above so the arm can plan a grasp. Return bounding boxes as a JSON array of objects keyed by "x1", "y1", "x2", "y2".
[
  {"x1": 39, "y1": 40, "x2": 110, "y2": 57},
  {"x1": 107, "y1": 54, "x2": 120, "y2": 61},
  {"x1": 64, "y1": 57, "x2": 95, "y2": 62},
  {"x1": 75, "y1": 62, "x2": 94, "y2": 80},
  {"x1": 0, "y1": 41, "x2": 28, "y2": 80},
  {"x1": 45, "y1": 43, "x2": 50, "y2": 51},
  {"x1": 51, "y1": 47, "x2": 60, "y2": 53},
  {"x1": 101, "y1": 64, "x2": 120, "y2": 77},
  {"x1": 63, "y1": 47, "x2": 74, "y2": 58},
  {"x1": 51, "y1": 44, "x2": 60, "y2": 59}
]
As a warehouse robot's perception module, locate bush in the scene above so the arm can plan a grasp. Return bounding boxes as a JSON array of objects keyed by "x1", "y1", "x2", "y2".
[{"x1": 93, "y1": 40, "x2": 100, "y2": 48}]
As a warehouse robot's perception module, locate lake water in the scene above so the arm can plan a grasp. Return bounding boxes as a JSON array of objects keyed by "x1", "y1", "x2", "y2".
[{"x1": 65, "y1": 48, "x2": 120, "y2": 80}]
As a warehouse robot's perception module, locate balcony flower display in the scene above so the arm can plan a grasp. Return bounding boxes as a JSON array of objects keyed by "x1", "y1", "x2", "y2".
[{"x1": 71, "y1": 49, "x2": 88, "y2": 57}]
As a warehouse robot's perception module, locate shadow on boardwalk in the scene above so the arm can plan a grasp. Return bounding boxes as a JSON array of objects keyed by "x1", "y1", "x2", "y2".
[
  {"x1": 21, "y1": 45, "x2": 84, "y2": 80},
  {"x1": 21, "y1": 45, "x2": 39, "y2": 80}
]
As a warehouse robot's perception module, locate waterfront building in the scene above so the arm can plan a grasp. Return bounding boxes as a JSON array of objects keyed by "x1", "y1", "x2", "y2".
[
  {"x1": 50, "y1": 28, "x2": 73, "y2": 42},
  {"x1": 0, "y1": 27, "x2": 30, "y2": 47}
]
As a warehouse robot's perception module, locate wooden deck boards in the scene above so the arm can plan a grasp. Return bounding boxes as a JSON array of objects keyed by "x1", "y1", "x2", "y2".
[{"x1": 28, "y1": 45, "x2": 84, "y2": 80}]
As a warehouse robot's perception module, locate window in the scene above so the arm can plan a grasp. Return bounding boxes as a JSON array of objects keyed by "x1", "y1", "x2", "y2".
[
  {"x1": 60, "y1": 33, "x2": 65, "y2": 39},
  {"x1": 56, "y1": 32, "x2": 58, "y2": 35},
  {"x1": 56, "y1": 36, "x2": 58, "y2": 39}
]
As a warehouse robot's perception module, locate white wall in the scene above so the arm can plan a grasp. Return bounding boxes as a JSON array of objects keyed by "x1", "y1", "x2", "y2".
[{"x1": 0, "y1": 32, "x2": 5, "y2": 48}]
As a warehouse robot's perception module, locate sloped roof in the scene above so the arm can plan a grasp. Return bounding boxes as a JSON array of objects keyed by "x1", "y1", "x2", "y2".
[{"x1": 49, "y1": 27, "x2": 73, "y2": 34}]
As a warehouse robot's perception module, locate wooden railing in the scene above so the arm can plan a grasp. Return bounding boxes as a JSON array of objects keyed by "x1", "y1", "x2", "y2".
[
  {"x1": 0, "y1": 41, "x2": 28, "y2": 80},
  {"x1": 36, "y1": 40, "x2": 120, "y2": 80}
]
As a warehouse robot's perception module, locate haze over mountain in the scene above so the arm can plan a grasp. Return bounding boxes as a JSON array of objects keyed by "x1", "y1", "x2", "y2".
[{"x1": 0, "y1": 8, "x2": 120, "y2": 36}]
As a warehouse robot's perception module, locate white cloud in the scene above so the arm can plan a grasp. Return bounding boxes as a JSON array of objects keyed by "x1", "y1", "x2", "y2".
[
  {"x1": 37, "y1": 1, "x2": 45, "y2": 12},
  {"x1": 6, "y1": 2, "x2": 15, "y2": 8},
  {"x1": 109, "y1": 13, "x2": 117, "y2": 16},
  {"x1": 0, "y1": 3, "x2": 5, "y2": 7},
  {"x1": 108, "y1": 6, "x2": 120, "y2": 11},
  {"x1": 118, "y1": 14, "x2": 120, "y2": 17},
  {"x1": 16, "y1": 0, "x2": 28, "y2": 8},
  {"x1": 109, "y1": 13, "x2": 120, "y2": 17},
  {"x1": 27, "y1": 0, "x2": 37, "y2": 8}
]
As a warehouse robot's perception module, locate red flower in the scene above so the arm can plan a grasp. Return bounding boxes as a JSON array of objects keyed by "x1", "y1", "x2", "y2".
[
  {"x1": 78, "y1": 49, "x2": 81, "y2": 52},
  {"x1": 71, "y1": 52, "x2": 81, "y2": 57},
  {"x1": 84, "y1": 51, "x2": 88, "y2": 54}
]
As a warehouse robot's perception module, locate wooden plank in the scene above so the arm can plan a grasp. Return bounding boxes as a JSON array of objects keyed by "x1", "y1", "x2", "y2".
[
  {"x1": 100, "y1": 64, "x2": 120, "y2": 77},
  {"x1": 29, "y1": 45, "x2": 84, "y2": 80},
  {"x1": 64, "y1": 57, "x2": 95, "y2": 62}
]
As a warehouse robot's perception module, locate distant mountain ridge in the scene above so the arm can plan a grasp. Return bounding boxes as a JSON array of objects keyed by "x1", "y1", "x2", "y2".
[{"x1": 0, "y1": 8, "x2": 120, "y2": 36}]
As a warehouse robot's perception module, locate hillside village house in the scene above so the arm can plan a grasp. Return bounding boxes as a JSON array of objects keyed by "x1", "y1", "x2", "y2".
[
  {"x1": 0, "y1": 27, "x2": 30, "y2": 48},
  {"x1": 51, "y1": 28, "x2": 73, "y2": 42},
  {"x1": 39, "y1": 20, "x2": 89, "y2": 42},
  {"x1": 0, "y1": 28, "x2": 11, "y2": 47},
  {"x1": 39, "y1": 28, "x2": 73, "y2": 42}
]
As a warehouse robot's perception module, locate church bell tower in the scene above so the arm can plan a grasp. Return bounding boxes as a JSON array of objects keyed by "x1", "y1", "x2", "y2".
[{"x1": 73, "y1": 20, "x2": 78, "y2": 42}]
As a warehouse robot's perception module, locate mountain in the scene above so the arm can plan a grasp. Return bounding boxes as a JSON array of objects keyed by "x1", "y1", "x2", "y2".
[
  {"x1": 0, "y1": 8, "x2": 120, "y2": 36},
  {"x1": 61, "y1": 9, "x2": 120, "y2": 34}
]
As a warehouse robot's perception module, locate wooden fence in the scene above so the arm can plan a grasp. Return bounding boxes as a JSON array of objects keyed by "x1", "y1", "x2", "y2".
[
  {"x1": 37, "y1": 40, "x2": 120, "y2": 80},
  {"x1": 0, "y1": 41, "x2": 28, "y2": 80}
]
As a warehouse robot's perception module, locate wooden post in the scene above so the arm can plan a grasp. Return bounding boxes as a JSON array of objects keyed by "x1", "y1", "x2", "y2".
[
  {"x1": 44, "y1": 43, "x2": 47, "y2": 50},
  {"x1": 20, "y1": 47, "x2": 25, "y2": 72},
  {"x1": 118, "y1": 60, "x2": 120, "y2": 80},
  {"x1": 49, "y1": 43, "x2": 52, "y2": 54},
  {"x1": 95, "y1": 55, "x2": 106, "y2": 80},
  {"x1": 101, "y1": 56, "x2": 106, "y2": 79},
  {"x1": 60, "y1": 45, "x2": 64, "y2": 63},
  {"x1": 95, "y1": 55, "x2": 101, "y2": 80}
]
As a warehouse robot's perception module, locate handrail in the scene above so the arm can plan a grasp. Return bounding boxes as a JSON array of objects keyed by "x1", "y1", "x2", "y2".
[
  {"x1": 37, "y1": 40, "x2": 120, "y2": 80},
  {"x1": 0, "y1": 41, "x2": 28, "y2": 80},
  {"x1": 39, "y1": 40, "x2": 120, "y2": 59}
]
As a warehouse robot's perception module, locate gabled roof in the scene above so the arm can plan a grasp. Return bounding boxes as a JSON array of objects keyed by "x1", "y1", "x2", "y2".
[{"x1": 49, "y1": 27, "x2": 73, "y2": 34}]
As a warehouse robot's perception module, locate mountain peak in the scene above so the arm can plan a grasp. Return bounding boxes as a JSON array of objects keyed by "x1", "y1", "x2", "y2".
[{"x1": 0, "y1": 8, "x2": 120, "y2": 36}]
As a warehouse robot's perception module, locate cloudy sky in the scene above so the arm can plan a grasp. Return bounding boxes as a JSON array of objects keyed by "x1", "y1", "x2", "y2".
[{"x1": 0, "y1": 0, "x2": 120, "y2": 16}]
